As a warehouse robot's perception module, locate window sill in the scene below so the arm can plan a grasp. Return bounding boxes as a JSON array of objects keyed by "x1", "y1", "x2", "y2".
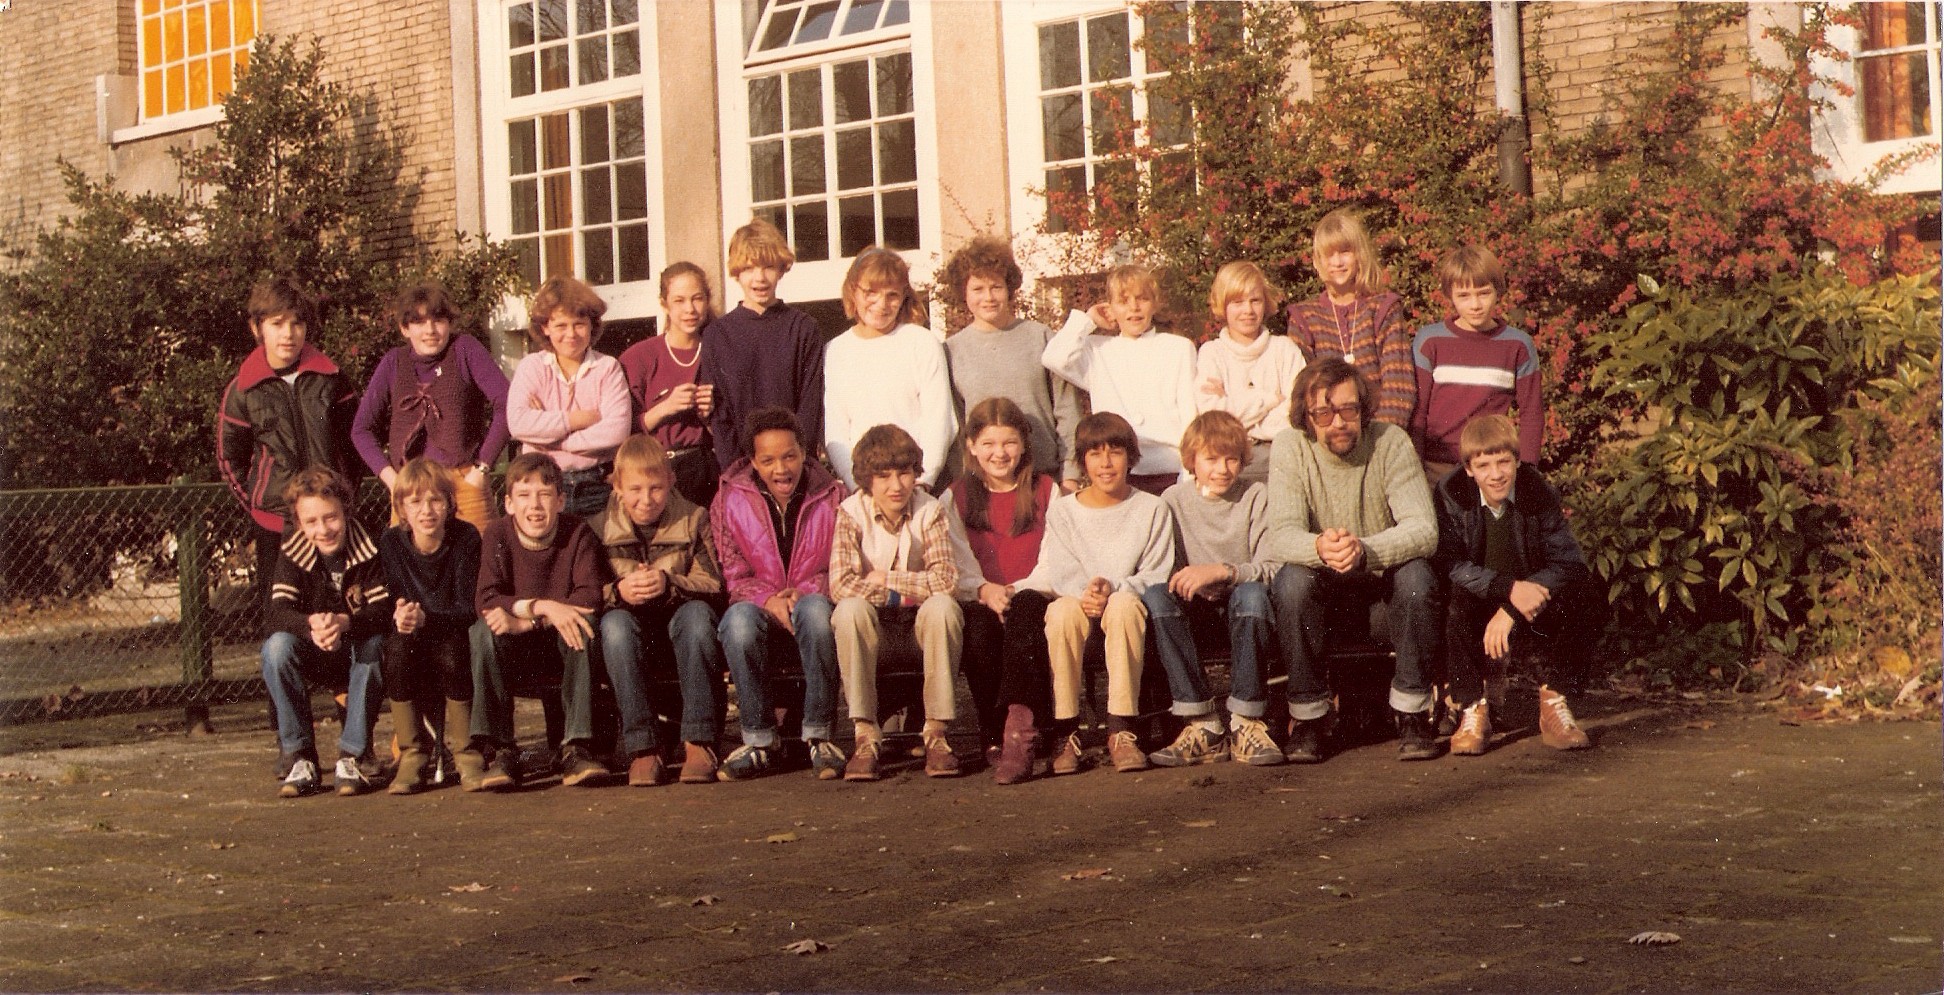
[{"x1": 110, "y1": 106, "x2": 225, "y2": 146}]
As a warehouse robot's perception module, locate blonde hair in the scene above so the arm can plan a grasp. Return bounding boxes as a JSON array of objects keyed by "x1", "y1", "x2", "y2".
[
  {"x1": 727, "y1": 217, "x2": 795, "y2": 276},
  {"x1": 1459, "y1": 414, "x2": 1521, "y2": 464},
  {"x1": 1436, "y1": 244, "x2": 1507, "y2": 295},
  {"x1": 841, "y1": 247, "x2": 928, "y2": 326},
  {"x1": 1106, "y1": 263, "x2": 1160, "y2": 303},
  {"x1": 1311, "y1": 208, "x2": 1387, "y2": 296},
  {"x1": 1180, "y1": 410, "x2": 1252, "y2": 467},
  {"x1": 1207, "y1": 260, "x2": 1283, "y2": 317},
  {"x1": 391, "y1": 458, "x2": 457, "y2": 518},
  {"x1": 610, "y1": 433, "x2": 671, "y2": 484}
]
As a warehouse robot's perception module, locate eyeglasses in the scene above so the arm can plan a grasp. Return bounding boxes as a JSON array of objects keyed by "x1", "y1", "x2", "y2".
[{"x1": 1306, "y1": 403, "x2": 1362, "y2": 425}]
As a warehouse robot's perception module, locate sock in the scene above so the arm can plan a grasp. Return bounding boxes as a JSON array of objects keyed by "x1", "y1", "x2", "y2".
[
  {"x1": 922, "y1": 718, "x2": 949, "y2": 742},
  {"x1": 852, "y1": 718, "x2": 881, "y2": 745},
  {"x1": 1048, "y1": 717, "x2": 1080, "y2": 742},
  {"x1": 1106, "y1": 714, "x2": 1136, "y2": 737},
  {"x1": 1192, "y1": 714, "x2": 1224, "y2": 736}
]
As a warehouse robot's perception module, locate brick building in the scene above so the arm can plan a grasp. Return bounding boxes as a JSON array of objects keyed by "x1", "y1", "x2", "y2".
[{"x1": 1, "y1": 1, "x2": 1936, "y2": 348}]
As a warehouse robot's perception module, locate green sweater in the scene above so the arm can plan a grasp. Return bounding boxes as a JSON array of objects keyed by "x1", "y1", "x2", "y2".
[{"x1": 1264, "y1": 421, "x2": 1437, "y2": 572}]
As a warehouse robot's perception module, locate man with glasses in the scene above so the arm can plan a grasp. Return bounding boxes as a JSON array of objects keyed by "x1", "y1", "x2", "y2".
[{"x1": 1264, "y1": 358, "x2": 1441, "y2": 762}]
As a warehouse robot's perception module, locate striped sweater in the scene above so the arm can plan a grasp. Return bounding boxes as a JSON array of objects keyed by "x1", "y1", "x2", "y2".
[
  {"x1": 1285, "y1": 291, "x2": 1415, "y2": 429},
  {"x1": 265, "y1": 519, "x2": 392, "y2": 641},
  {"x1": 1408, "y1": 318, "x2": 1544, "y2": 464}
]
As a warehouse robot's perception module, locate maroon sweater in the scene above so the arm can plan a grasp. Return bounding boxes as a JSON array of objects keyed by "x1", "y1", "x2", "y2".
[{"x1": 475, "y1": 514, "x2": 607, "y2": 616}]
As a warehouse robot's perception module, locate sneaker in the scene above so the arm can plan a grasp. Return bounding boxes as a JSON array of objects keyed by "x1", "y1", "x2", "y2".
[
  {"x1": 479, "y1": 750, "x2": 519, "y2": 792},
  {"x1": 1395, "y1": 709, "x2": 1441, "y2": 761},
  {"x1": 1436, "y1": 696, "x2": 1461, "y2": 738},
  {"x1": 680, "y1": 743, "x2": 720, "y2": 784},
  {"x1": 279, "y1": 758, "x2": 319, "y2": 798},
  {"x1": 1148, "y1": 725, "x2": 1229, "y2": 767},
  {"x1": 808, "y1": 740, "x2": 846, "y2": 781},
  {"x1": 1284, "y1": 717, "x2": 1326, "y2": 764},
  {"x1": 924, "y1": 736, "x2": 962, "y2": 778},
  {"x1": 627, "y1": 753, "x2": 668, "y2": 787},
  {"x1": 1450, "y1": 700, "x2": 1492, "y2": 756},
  {"x1": 1230, "y1": 717, "x2": 1286, "y2": 767},
  {"x1": 1050, "y1": 732, "x2": 1086, "y2": 776},
  {"x1": 843, "y1": 738, "x2": 882, "y2": 782},
  {"x1": 1108, "y1": 730, "x2": 1150, "y2": 773},
  {"x1": 334, "y1": 756, "x2": 374, "y2": 796},
  {"x1": 1538, "y1": 686, "x2": 1591, "y2": 750},
  {"x1": 560, "y1": 745, "x2": 611, "y2": 786},
  {"x1": 717, "y1": 744, "x2": 775, "y2": 782}
]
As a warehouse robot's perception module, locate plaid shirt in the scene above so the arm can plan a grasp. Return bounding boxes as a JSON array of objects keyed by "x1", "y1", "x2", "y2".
[{"x1": 830, "y1": 489, "x2": 957, "y2": 606}]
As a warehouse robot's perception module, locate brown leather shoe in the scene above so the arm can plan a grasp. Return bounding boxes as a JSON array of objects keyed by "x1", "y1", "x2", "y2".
[
  {"x1": 1050, "y1": 732, "x2": 1086, "y2": 776},
  {"x1": 628, "y1": 753, "x2": 668, "y2": 786},
  {"x1": 923, "y1": 736, "x2": 961, "y2": 778},
  {"x1": 1538, "y1": 686, "x2": 1591, "y2": 749},
  {"x1": 1108, "y1": 730, "x2": 1150, "y2": 772},
  {"x1": 1449, "y1": 700, "x2": 1491, "y2": 756},
  {"x1": 679, "y1": 743, "x2": 719, "y2": 784},
  {"x1": 992, "y1": 705, "x2": 1041, "y2": 785},
  {"x1": 843, "y1": 738, "x2": 882, "y2": 781}
]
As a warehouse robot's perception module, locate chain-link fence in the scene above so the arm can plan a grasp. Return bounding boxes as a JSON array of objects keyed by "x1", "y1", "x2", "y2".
[{"x1": 0, "y1": 480, "x2": 396, "y2": 727}]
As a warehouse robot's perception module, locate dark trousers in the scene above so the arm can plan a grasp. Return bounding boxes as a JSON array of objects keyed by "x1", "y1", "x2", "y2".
[
  {"x1": 1444, "y1": 581, "x2": 1603, "y2": 705},
  {"x1": 471, "y1": 622, "x2": 596, "y2": 750},
  {"x1": 381, "y1": 627, "x2": 474, "y2": 708},
  {"x1": 668, "y1": 447, "x2": 720, "y2": 512},
  {"x1": 1271, "y1": 560, "x2": 1441, "y2": 719},
  {"x1": 968, "y1": 589, "x2": 1055, "y2": 724}
]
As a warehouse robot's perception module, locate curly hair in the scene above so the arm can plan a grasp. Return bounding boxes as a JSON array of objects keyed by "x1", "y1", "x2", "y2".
[{"x1": 939, "y1": 235, "x2": 1023, "y2": 310}]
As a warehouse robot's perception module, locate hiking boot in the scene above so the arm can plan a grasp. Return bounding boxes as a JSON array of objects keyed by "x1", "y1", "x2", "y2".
[
  {"x1": 1449, "y1": 700, "x2": 1492, "y2": 756},
  {"x1": 334, "y1": 756, "x2": 375, "y2": 796},
  {"x1": 992, "y1": 705, "x2": 1041, "y2": 785},
  {"x1": 717, "y1": 744, "x2": 775, "y2": 782},
  {"x1": 560, "y1": 745, "x2": 611, "y2": 786},
  {"x1": 923, "y1": 736, "x2": 961, "y2": 778},
  {"x1": 680, "y1": 743, "x2": 719, "y2": 784},
  {"x1": 1148, "y1": 724, "x2": 1229, "y2": 767},
  {"x1": 843, "y1": 739, "x2": 882, "y2": 782},
  {"x1": 628, "y1": 753, "x2": 668, "y2": 787},
  {"x1": 808, "y1": 740, "x2": 846, "y2": 780},
  {"x1": 279, "y1": 757, "x2": 319, "y2": 798},
  {"x1": 1050, "y1": 732, "x2": 1086, "y2": 776},
  {"x1": 1284, "y1": 717, "x2": 1326, "y2": 764},
  {"x1": 1395, "y1": 709, "x2": 1441, "y2": 761},
  {"x1": 1538, "y1": 686, "x2": 1591, "y2": 750},
  {"x1": 479, "y1": 749, "x2": 520, "y2": 792},
  {"x1": 1230, "y1": 716, "x2": 1286, "y2": 767},
  {"x1": 1108, "y1": 730, "x2": 1149, "y2": 773},
  {"x1": 389, "y1": 747, "x2": 430, "y2": 795}
]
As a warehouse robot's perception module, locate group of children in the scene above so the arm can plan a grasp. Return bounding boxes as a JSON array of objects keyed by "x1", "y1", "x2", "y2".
[{"x1": 221, "y1": 208, "x2": 1593, "y2": 798}]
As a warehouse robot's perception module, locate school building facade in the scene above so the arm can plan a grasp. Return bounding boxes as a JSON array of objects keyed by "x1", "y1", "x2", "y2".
[{"x1": 1, "y1": 1, "x2": 1937, "y2": 348}]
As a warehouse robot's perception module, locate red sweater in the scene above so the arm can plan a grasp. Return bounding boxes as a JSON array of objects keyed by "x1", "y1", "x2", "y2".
[
  {"x1": 1408, "y1": 318, "x2": 1544, "y2": 465},
  {"x1": 475, "y1": 515, "x2": 607, "y2": 616},
  {"x1": 950, "y1": 474, "x2": 1054, "y2": 586}
]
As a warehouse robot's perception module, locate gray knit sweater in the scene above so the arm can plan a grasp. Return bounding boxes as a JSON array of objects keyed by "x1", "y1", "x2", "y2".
[
  {"x1": 1263, "y1": 421, "x2": 1437, "y2": 572},
  {"x1": 945, "y1": 320, "x2": 1083, "y2": 481},
  {"x1": 1161, "y1": 480, "x2": 1277, "y2": 584},
  {"x1": 1016, "y1": 490, "x2": 1175, "y2": 598}
]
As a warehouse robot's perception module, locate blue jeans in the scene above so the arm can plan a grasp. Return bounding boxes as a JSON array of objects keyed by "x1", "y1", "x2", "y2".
[
  {"x1": 1271, "y1": 560, "x2": 1440, "y2": 720},
  {"x1": 600, "y1": 600, "x2": 725, "y2": 754},
  {"x1": 559, "y1": 466, "x2": 612, "y2": 521},
  {"x1": 717, "y1": 594, "x2": 837, "y2": 747},
  {"x1": 261, "y1": 630, "x2": 384, "y2": 761},
  {"x1": 1141, "y1": 581, "x2": 1274, "y2": 720},
  {"x1": 470, "y1": 618, "x2": 597, "y2": 750}
]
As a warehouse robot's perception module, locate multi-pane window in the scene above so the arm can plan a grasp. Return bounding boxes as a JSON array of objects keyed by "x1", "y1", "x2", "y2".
[
  {"x1": 1857, "y1": 1, "x2": 1940, "y2": 142},
  {"x1": 749, "y1": 0, "x2": 910, "y2": 59},
  {"x1": 506, "y1": 0, "x2": 642, "y2": 97},
  {"x1": 137, "y1": 0, "x2": 258, "y2": 121},
  {"x1": 506, "y1": 98, "x2": 651, "y2": 289},
  {"x1": 746, "y1": 52, "x2": 918, "y2": 262}
]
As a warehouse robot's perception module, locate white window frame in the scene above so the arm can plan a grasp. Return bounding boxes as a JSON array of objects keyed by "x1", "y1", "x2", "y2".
[
  {"x1": 714, "y1": 0, "x2": 942, "y2": 307},
  {"x1": 1811, "y1": 0, "x2": 1942, "y2": 195},
  {"x1": 119, "y1": 0, "x2": 259, "y2": 143},
  {"x1": 478, "y1": 0, "x2": 668, "y2": 321}
]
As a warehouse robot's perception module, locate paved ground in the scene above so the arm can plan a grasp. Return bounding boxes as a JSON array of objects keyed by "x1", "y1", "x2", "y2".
[{"x1": 0, "y1": 692, "x2": 1938, "y2": 993}]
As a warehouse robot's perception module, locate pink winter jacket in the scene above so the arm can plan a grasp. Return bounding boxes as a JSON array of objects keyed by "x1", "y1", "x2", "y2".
[{"x1": 710, "y1": 457, "x2": 847, "y2": 607}]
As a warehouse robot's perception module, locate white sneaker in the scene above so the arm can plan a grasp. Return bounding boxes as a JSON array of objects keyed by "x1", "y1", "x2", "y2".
[
  {"x1": 279, "y1": 758, "x2": 318, "y2": 798},
  {"x1": 333, "y1": 756, "x2": 374, "y2": 796}
]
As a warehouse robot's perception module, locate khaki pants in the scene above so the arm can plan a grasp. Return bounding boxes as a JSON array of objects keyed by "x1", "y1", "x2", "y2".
[
  {"x1": 833, "y1": 594, "x2": 963, "y2": 724},
  {"x1": 1045, "y1": 591, "x2": 1146, "y2": 720}
]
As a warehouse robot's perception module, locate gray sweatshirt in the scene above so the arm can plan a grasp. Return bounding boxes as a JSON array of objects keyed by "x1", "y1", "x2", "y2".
[
  {"x1": 1016, "y1": 490, "x2": 1175, "y2": 598},
  {"x1": 1161, "y1": 479, "x2": 1277, "y2": 584},
  {"x1": 1263, "y1": 421, "x2": 1437, "y2": 572},
  {"x1": 946, "y1": 320, "x2": 1083, "y2": 481}
]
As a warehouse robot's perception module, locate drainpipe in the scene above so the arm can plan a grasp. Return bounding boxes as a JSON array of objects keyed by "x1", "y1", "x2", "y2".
[{"x1": 1491, "y1": 1, "x2": 1532, "y2": 196}]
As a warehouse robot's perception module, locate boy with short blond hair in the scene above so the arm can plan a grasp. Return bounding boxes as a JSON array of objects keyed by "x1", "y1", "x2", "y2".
[
  {"x1": 701, "y1": 218, "x2": 827, "y2": 470},
  {"x1": 1410, "y1": 244, "x2": 1544, "y2": 480},
  {"x1": 1016, "y1": 412, "x2": 1176, "y2": 774},
  {"x1": 471, "y1": 452, "x2": 612, "y2": 789},
  {"x1": 591, "y1": 434, "x2": 728, "y2": 786},
  {"x1": 1142, "y1": 411, "x2": 1283, "y2": 768},
  {"x1": 261, "y1": 466, "x2": 390, "y2": 798},
  {"x1": 829, "y1": 424, "x2": 965, "y2": 781},
  {"x1": 1435, "y1": 414, "x2": 1599, "y2": 755}
]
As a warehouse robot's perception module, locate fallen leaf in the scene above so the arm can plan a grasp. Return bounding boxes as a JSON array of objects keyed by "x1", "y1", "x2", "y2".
[
  {"x1": 765, "y1": 831, "x2": 799, "y2": 844},
  {"x1": 552, "y1": 973, "x2": 594, "y2": 984},
  {"x1": 1682, "y1": 720, "x2": 1716, "y2": 730},
  {"x1": 1888, "y1": 935, "x2": 1934, "y2": 944},
  {"x1": 1568, "y1": 956, "x2": 1587, "y2": 964},
  {"x1": 207, "y1": 842, "x2": 236, "y2": 850},
  {"x1": 1083, "y1": 956, "x2": 1119, "y2": 964},
  {"x1": 1061, "y1": 868, "x2": 1113, "y2": 881},
  {"x1": 690, "y1": 894, "x2": 719, "y2": 907},
  {"x1": 448, "y1": 882, "x2": 491, "y2": 893},
  {"x1": 1628, "y1": 931, "x2": 1680, "y2": 946},
  {"x1": 1318, "y1": 813, "x2": 1363, "y2": 822},
  {"x1": 1181, "y1": 819, "x2": 1216, "y2": 828},
  {"x1": 782, "y1": 939, "x2": 828, "y2": 956}
]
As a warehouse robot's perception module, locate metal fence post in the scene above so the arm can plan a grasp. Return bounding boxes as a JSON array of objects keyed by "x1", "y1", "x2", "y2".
[{"x1": 178, "y1": 504, "x2": 214, "y2": 734}]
